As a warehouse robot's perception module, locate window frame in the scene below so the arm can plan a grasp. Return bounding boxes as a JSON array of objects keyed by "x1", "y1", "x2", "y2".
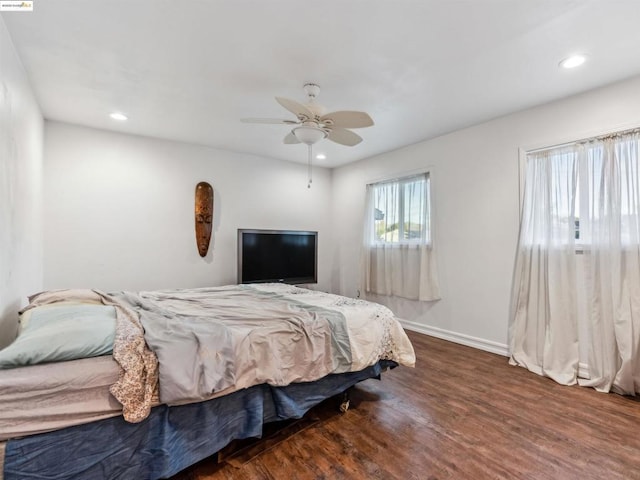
[
  {"x1": 367, "y1": 171, "x2": 432, "y2": 246},
  {"x1": 519, "y1": 126, "x2": 640, "y2": 251}
]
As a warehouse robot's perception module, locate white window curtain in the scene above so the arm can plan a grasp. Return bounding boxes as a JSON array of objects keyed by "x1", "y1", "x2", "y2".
[
  {"x1": 510, "y1": 130, "x2": 640, "y2": 394},
  {"x1": 361, "y1": 173, "x2": 441, "y2": 302}
]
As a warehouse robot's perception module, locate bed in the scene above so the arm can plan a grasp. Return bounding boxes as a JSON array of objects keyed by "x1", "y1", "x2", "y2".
[{"x1": 0, "y1": 283, "x2": 415, "y2": 479}]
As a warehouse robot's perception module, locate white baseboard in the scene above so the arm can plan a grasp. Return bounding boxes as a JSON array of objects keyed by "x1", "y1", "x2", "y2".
[{"x1": 398, "y1": 319, "x2": 510, "y2": 357}]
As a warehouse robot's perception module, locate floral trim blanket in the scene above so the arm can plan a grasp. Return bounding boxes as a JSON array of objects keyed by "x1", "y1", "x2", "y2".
[{"x1": 23, "y1": 289, "x2": 158, "y2": 423}]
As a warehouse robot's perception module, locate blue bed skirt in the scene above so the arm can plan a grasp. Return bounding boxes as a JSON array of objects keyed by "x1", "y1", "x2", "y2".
[{"x1": 3, "y1": 361, "x2": 394, "y2": 480}]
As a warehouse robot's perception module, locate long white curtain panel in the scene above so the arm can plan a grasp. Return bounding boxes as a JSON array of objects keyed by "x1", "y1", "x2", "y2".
[{"x1": 510, "y1": 131, "x2": 640, "y2": 394}]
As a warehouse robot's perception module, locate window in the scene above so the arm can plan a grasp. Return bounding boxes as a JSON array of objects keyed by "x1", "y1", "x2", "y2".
[
  {"x1": 362, "y1": 171, "x2": 440, "y2": 301},
  {"x1": 369, "y1": 173, "x2": 431, "y2": 245},
  {"x1": 523, "y1": 132, "x2": 640, "y2": 248}
]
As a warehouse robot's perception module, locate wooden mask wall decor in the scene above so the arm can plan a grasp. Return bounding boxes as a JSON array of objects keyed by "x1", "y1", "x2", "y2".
[{"x1": 195, "y1": 182, "x2": 214, "y2": 257}]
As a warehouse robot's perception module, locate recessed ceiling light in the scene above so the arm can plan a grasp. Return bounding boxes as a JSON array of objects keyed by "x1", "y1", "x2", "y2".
[
  {"x1": 559, "y1": 54, "x2": 587, "y2": 69},
  {"x1": 109, "y1": 112, "x2": 128, "y2": 121},
  {"x1": 315, "y1": 153, "x2": 326, "y2": 160}
]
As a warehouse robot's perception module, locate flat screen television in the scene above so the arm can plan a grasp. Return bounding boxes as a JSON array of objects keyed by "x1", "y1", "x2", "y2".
[{"x1": 237, "y1": 229, "x2": 318, "y2": 284}]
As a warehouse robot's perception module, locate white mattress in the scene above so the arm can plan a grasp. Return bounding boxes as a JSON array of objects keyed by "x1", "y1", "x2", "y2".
[{"x1": 0, "y1": 355, "x2": 122, "y2": 441}]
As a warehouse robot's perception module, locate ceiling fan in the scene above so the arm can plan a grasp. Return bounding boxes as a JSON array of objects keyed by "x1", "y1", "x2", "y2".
[{"x1": 241, "y1": 83, "x2": 374, "y2": 187}]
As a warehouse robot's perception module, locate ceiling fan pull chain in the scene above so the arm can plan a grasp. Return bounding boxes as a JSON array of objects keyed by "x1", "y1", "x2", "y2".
[{"x1": 307, "y1": 144, "x2": 313, "y2": 189}]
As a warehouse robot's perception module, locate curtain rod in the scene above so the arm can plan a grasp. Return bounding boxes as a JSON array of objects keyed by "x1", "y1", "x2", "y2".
[
  {"x1": 526, "y1": 126, "x2": 640, "y2": 155},
  {"x1": 367, "y1": 171, "x2": 428, "y2": 186}
]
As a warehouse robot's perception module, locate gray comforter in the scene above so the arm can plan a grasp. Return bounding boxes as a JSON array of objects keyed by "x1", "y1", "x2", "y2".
[{"x1": 113, "y1": 285, "x2": 353, "y2": 405}]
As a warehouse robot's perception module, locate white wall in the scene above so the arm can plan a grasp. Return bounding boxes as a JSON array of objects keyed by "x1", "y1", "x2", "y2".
[
  {"x1": 331, "y1": 75, "x2": 640, "y2": 355},
  {"x1": 0, "y1": 17, "x2": 44, "y2": 348},
  {"x1": 43, "y1": 122, "x2": 333, "y2": 293}
]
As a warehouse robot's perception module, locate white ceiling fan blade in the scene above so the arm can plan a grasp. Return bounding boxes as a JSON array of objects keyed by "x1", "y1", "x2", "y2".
[
  {"x1": 276, "y1": 97, "x2": 314, "y2": 120},
  {"x1": 320, "y1": 111, "x2": 374, "y2": 129},
  {"x1": 327, "y1": 127, "x2": 362, "y2": 147},
  {"x1": 284, "y1": 132, "x2": 301, "y2": 144},
  {"x1": 241, "y1": 118, "x2": 298, "y2": 125}
]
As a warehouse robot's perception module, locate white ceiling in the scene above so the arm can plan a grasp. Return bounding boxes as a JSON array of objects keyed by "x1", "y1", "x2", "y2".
[{"x1": 3, "y1": 1, "x2": 640, "y2": 168}]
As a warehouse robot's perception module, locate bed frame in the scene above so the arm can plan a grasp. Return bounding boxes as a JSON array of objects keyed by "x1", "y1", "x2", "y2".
[
  {"x1": 2, "y1": 284, "x2": 414, "y2": 479},
  {"x1": 2, "y1": 361, "x2": 395, "y2": 479}
]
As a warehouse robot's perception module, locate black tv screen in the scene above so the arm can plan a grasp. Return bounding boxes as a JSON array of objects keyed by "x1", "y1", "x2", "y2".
[{"x1": 237, "y1": 229, "x2": 318, "y2": 284}]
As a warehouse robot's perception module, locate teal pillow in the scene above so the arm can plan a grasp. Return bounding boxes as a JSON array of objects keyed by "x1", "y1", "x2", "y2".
[{"x1": 0, "y1": 304, "x2": 116, "y2": 368}]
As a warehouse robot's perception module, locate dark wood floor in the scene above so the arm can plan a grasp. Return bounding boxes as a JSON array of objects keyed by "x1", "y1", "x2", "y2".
[{"x1": 171, "y1": 331, "x2": 640, "y2": 480}]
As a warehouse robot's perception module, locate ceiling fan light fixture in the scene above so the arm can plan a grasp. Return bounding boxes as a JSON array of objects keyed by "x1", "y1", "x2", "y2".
[
  {"x1": 242, "y1": 83, "x2": 373, "y2": 187},
  {"x1": 292, "y1": 125, "x2": 327, "y2": 145}
]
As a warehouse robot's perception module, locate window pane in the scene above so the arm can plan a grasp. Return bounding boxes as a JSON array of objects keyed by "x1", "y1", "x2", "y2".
[
  {"x1": 403, "y1": 177, "x2": 427, "y2": 241},
  {"x1": 550, "y1": 149, "x2": 577, "y2": 243},
  {"x1": 370, "y1": 174, "x2": 429, "y2": 244},
  {"x1": 524, "y1": 132, "x2": 640, "y2": 247},
  {"x1": 372, "y1": 181, "x2": 400, "y2": 242},
  {"x1": 617, "y1": 138, "x2": 640, "y2": 244}
]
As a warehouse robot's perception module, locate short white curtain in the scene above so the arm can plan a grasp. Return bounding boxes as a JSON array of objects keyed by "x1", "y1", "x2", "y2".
[
  {"x1": 362, "y1": 175, "x2": 441, "y2": 301},
  {"x1": 510, "y1": 132, "x2": 640, "y2": 394}
]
